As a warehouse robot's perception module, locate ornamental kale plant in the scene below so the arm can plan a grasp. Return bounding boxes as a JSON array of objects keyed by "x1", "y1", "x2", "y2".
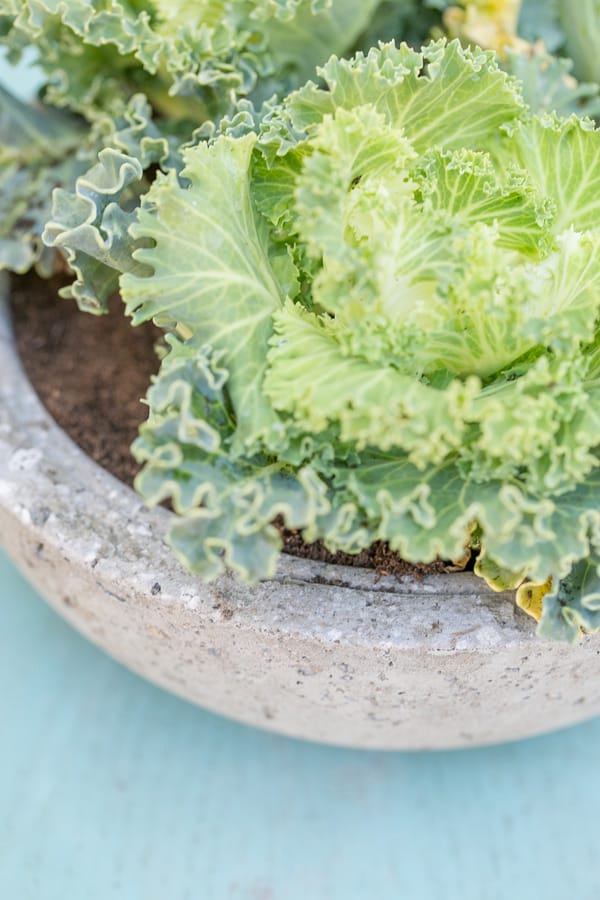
[
  {"x1": 118, "y1": 40, "x2": 600, "y2": 641},
  {"x1": 1, "y1": 2, "x2": 600, "y2": 642}
]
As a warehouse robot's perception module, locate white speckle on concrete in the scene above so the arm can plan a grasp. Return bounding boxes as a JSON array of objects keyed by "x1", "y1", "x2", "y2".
[{"x1": 8, "y1": 447, "x2": 43, "y2": 472}]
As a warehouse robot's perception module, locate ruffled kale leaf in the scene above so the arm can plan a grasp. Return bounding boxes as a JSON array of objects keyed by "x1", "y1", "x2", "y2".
[
  {"x1": 132, "y1": 335, "x2": 332, "y2": 580},
  {"x1": 0, "y1": 0, "x2": 420, "y2": 120},
  {"x1": 43, "y1": 94, "x2": 178, "y2": 309},
  {"x1": 0, "y1": 83, "x2": 87, "y2": 274},
  {"x1": 538, "y1": 555, "x2": 600, "y2": 641}
]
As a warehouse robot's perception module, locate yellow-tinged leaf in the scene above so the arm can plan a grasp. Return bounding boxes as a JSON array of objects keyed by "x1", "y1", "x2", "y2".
[
  {"x1": 474, "y1": 553, "x2": 525, "y2": 591},
  {"x1": 516, "y1": 578, "x2": 553, "y2": 621},
  {"x1": 445, "y1": 0, "x2": 526, "y2": 56}
]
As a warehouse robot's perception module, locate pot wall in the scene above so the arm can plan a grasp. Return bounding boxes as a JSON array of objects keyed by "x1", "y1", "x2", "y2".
[{"x1": 1, "y1": 281, "x2": 599, "y2": 749}]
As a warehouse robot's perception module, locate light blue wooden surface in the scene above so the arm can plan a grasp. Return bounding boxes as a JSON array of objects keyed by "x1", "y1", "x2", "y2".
[{"x1": 1, "y1": 548, "x2": 600, "y2": 900}]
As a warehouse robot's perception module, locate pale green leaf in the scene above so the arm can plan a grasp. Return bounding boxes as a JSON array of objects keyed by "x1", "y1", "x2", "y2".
[
  {"x1": 274, "y1": 39, "x2": 526, "y2": 154},
  {"x1": 415, "y1": 147, "x2": 552, "y2": 255},
  {"x1": 121, "y1": 134, "x2": 291, "y2": 451},
  {"x1": 506, "y1": 114, "x2": 600, "y2": 233}
]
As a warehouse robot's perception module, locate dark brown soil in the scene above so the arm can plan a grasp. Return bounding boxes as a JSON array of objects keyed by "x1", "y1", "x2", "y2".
[
  {"x1": 11, "y1": 272, "x2": 161, "y2": 487},
  {"x1": 11, "y1": 272, "x2": 461, "y2": 578}
]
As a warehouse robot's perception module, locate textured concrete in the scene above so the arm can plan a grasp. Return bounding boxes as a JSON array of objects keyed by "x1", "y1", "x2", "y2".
[{"x1": 1, "y1": 277, "x2": 600, "y2": 749}]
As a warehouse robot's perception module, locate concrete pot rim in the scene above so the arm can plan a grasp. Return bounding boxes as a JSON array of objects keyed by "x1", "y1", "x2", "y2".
[{"x1": 0, "y1": 276, "x2": 532, "y2": 648}]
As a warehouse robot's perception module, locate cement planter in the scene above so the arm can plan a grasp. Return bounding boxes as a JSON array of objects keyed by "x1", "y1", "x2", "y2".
[{"x1": 1, "y1": 278, "x2": 599, "y2": 750}]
